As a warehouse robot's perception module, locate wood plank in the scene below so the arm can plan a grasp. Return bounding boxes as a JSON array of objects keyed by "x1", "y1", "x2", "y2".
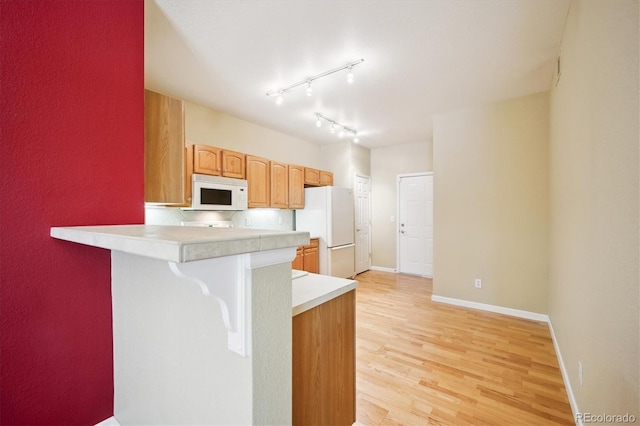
[{"x1": 354, "y1": 270, "x2": 574, "y2": 425}]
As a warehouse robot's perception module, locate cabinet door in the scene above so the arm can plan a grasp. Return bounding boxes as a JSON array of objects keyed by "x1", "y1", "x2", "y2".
[
  {"x1": 303, "y1": 241, "x2": 319, "y2": 274},
  {"x1": 319, "y1": 170, "x2": 333, "y2": 186},
  {"x1": 222, "y1": 150, "x2": 245, "y2": 179},
  {"x1": 304, "y1": 168, "x2": 321, "y2": 186},
  {"x1": 288, "y1": 164, "x2": 305, "y2": 209},
  {"x1": 246, "y1": 155, "x2": 270, "y2": 208},
  {"x1": 194, "y1": 145, "x2": 221, "y2": 175},
  {"x1": 144, "y1": 90, "x2": 186, "y2": 204},
  {"x1": 270, "y1": 161, "x2": 289, "y2": 208},
  {"x1": 292, "y1": 247, "x2": 304, "y2": 270},
  {"x1": 184, "y1": 143, "x2": 194, "y2": 205},
  {"x1": 293, "y1": 290, "x2": 355, "y2": 426}
]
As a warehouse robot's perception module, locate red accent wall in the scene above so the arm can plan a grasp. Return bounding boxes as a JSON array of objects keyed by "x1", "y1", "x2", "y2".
[{"x1": 0, "y1": 1, "x2": 144, "y2": 424}]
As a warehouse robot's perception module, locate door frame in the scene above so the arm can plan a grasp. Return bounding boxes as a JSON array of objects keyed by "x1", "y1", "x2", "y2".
[{"x1": 396, "y1": 172, "x2": 433, "y2": 277}]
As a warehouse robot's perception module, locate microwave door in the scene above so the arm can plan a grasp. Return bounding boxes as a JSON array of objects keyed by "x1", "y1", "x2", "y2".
[{"x1": 200, "y1": 187, "x2": 233, "y2": 207}]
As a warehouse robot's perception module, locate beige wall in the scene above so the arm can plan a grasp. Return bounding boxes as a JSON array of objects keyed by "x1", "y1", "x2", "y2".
[
  {"x1": 185, "y1": 101, "x2": 322, "y2": 168},
  {"x1": 370, "y1": 141, "x2": 433, "y2": 269},
  {"x1": 432, "y1": 93, "x2": 550, "y2": 314},
  {"x1": 548, "y1": 0, "x2": 639, "y2": 418}
]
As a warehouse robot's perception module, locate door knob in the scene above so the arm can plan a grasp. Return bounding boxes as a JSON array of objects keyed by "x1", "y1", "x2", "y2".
[
  {"x1": 401, "y1": 223, "x2": 405, "y2": 227},
  {"x1": 400, "y1": 230, "x2": 405, "y2": 234}
]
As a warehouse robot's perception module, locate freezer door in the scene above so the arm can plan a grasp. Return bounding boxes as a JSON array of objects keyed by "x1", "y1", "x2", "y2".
[
  {"x1": 327, "y1": 187, "x2": 355, "y2": 247},
  {"x1": 327, "y1": 244, "x2": 355, "y2": 279}
]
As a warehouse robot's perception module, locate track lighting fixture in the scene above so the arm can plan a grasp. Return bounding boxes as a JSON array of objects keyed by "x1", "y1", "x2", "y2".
[
  {"x1": 315, "y1": 113, "x2": 360, "y2": 143},
  {"x1": 266, "y1": 59, "x2": 364, "y2": 104}
]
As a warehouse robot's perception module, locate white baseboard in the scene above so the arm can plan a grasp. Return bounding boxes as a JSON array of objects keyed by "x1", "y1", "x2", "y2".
[
  {"x1": 430, "y1": 295, "x2": 549, "y2": 322},
  {"x1": 548, "y1": 320, "x2": 581, "y2": 426},
  {"x1": 95, "y1": 417, "x2": 121, "y2": 426},
  {"x1": 370, "y1": 266, "x2": 397, "y2": 273}
]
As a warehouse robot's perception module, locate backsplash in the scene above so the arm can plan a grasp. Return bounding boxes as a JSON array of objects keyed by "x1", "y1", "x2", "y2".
[{"x1": 145, "y1": 205, "x2": 295, "y2": 231}]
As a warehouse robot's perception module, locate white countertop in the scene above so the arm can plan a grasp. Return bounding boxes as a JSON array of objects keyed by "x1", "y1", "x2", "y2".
[
  {"x1": 292, "y1": 271, "x2": 358, "y2": 316},
  {"x1": 51, "y1": 225, "x2": 309, "y2": 263}
]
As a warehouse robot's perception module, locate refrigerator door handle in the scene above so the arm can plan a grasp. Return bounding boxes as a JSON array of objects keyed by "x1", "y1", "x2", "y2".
[{"x1": 329, "y1": 243, "x2": 356, "y2": 250}]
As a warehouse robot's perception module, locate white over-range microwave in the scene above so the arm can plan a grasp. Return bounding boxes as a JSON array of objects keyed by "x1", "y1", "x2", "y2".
[{"x1": 185, "y1": 174, "x2": 248, "y2": 211}]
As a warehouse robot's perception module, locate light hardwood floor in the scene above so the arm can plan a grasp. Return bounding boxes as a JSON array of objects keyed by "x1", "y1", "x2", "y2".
[{"x1": 354, "y1": 270, "x2": 574, "y2": 425}]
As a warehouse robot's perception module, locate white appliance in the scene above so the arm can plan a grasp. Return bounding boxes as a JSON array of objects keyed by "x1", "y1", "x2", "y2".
[
  {"x1": 295, "y1": 186, "x2": 355, "y2": 278},
  {"x1": 185, "y1": 174, "x2": 248, "y2": 211}
]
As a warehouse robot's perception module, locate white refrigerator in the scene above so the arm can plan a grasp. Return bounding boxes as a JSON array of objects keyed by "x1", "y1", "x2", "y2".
[{"x1": 295, "y1": 186, "x2": 356, "y2": 278}]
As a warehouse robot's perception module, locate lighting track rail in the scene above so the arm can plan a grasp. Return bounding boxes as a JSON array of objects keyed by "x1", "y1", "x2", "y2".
[
  {"x1": 266, "y1": 59, "x2": 364, "y2": 104},
  {"x1": 315, "y1": 113, "x2": 359, "y2": 143}
]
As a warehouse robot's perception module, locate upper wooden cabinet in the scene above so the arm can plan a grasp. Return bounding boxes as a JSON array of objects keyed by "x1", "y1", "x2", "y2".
[
  {"x1": 144, "y1": 90, "x2": 188, "y2": 205},
  {"x1": 288, "y1": 164, "x2": 305, "y2": 209},
  {"x1": 193, "y1": 146, "x2": 245, "y2": 179},
  {"x1": 222, "y1": 150, "x2": 245, "y2": 179},
  {"x1": 320, "y1": 170, "x2": 334, "y2": 186},
  {"x1": 304, "y1": 167, "x2": 333, "y2": 187},
  {"x1": 194, "y1": 145, "x2": 221, "y2": 175},
  {"x1": 270, "y1": 161, "x2": 289, "y2": 209},
  {"x1": 246, "y1": 155, "x2": 270, "y2": 208},
  {"x1": 304, "y1": 168, "x2": 321, "y2": 186}
]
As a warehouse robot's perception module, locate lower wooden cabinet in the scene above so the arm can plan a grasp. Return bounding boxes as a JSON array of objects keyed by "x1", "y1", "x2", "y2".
[
  {"x1": 292, "y1": 238, "x2": 318, "y2": 273},
  {"x1": 293, "y1": 290, "x2": 356, "y2": 426}
]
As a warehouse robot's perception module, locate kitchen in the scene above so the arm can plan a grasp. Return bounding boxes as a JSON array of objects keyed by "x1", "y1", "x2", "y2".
[{"x1": 1, "y1": 1, "x2": 638, "y2": 425}]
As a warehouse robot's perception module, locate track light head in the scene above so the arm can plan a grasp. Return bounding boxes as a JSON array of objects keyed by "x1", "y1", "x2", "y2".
[
  {"x1": 275, "y1": 93, "x2": 283, "y2": 105},
  {"x1": 347, "y1": 66, "x2": 354, "y2": 84},
  {"x1": 305, "y1": 81, "x2": 313, "y2": 96}
]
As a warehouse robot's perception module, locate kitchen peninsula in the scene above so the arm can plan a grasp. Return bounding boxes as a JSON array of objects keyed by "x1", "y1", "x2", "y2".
[{"x1": 50, "y1": 225, "x2": 318, "y2": 425}]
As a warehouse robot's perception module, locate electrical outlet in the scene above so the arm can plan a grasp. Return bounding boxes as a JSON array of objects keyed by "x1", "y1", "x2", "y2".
[
  {"x1": 245, "y1": 217, "x2": 251, "y2": 227},
  {"x1": 578, "y1": 361, "x2": 583, "y2": 386},
  {"x1": 475, "y1": 279, "x2": 482, "y2": 288}
]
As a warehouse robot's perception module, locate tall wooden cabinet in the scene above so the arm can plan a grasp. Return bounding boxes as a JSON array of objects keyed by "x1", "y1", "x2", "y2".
[{"x1": 144, "y1": 90, "x2": 188, "y2": 204}]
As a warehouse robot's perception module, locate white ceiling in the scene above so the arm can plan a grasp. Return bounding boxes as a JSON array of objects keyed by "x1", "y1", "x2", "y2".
[{"x1": 145, "y1": 0, "x2": 570, "y2": 149}]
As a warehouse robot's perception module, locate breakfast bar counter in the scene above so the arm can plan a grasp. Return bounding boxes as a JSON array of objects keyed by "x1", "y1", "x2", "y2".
[{"x1": 51, "y1": 224, "x2": 309, "y2": 426}]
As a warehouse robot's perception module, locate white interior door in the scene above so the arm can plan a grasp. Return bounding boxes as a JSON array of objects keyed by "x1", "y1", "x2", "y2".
[
  {"x1": 398, "y1": 173, "x2": 433, "y2": 276},
  {"x1": 354, "y1": 174, "x2": 371, "y2": 274}
]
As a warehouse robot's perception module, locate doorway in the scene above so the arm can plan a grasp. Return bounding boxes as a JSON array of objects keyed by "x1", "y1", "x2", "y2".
[
  {"x1": 397, "y1": 173, "x2": 433, "y2": 277},
  {"x1": 354, "y1": 173, "x2": 371, "y2": 274}
]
